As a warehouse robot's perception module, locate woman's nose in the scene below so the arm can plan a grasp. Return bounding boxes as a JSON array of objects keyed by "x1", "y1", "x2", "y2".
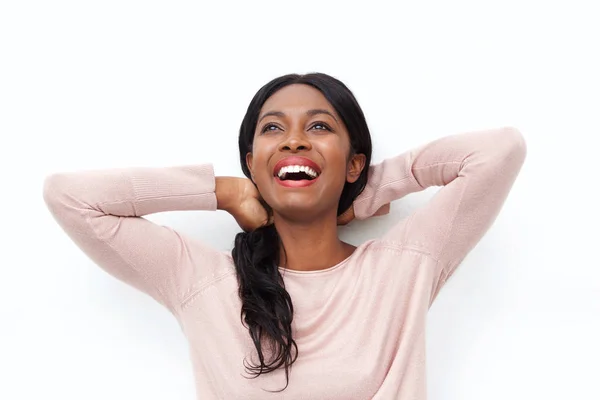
[{"x1": 279, "y1": 130, "x2": 312, "y2": 152}]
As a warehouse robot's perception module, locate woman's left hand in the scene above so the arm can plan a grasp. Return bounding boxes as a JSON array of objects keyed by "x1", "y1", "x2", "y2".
[{"x1": 337, "y1": 205, "x2": 355, "y2": 226}]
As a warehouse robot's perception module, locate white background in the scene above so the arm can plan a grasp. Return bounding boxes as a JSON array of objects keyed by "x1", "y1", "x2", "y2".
[{"x1": 1, "y1": 0, "x2": 599, "y2": 399}]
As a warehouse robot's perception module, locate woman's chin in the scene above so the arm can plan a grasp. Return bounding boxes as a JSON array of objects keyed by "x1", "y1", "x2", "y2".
[{"x1": 271, "y1": 202, "x2": 331, "y2": 223}]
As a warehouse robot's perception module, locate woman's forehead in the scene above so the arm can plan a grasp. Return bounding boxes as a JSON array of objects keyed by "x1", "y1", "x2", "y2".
[{"x1": 260, "y1": 84, "x2": 336, "y2": 116}]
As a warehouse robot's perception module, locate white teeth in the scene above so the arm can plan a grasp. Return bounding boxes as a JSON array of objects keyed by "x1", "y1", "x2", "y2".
[{"x1": 276, "y1": 165, "x2": 319, "y2": 179}]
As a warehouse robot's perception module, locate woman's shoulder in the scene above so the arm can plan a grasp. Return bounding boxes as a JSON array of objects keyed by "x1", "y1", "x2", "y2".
[{"x1": 350, "y1": 238, "x2": 439, "y2": 281}]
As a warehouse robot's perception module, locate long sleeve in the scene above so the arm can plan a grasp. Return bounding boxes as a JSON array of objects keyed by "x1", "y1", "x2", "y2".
[
  {"x1": 43, "y1": 164, "x2": 228, "y2": 316},
  {"x1": 354, "y1": 126, "x2": 527, "y2": 282}
]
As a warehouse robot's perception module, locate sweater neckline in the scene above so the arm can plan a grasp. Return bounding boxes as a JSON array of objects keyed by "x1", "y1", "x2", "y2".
[{"x1": 276, "y1": 241, "x2": 367, "y2": 276}]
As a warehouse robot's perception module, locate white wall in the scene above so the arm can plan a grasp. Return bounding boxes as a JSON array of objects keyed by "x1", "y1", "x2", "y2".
[{"x1": 1, "y1": 1, "x2": 598, "y2": 399}]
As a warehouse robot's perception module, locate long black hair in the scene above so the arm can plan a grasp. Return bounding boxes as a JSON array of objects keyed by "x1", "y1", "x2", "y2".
[{"x1": 232, "y1": 73, "x2": 373, "y2": 391}]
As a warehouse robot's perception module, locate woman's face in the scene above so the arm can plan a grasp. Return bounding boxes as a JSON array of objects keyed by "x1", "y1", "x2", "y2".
[{"x1": 246, "y1": 84, "x2": 365, "y2": 221}]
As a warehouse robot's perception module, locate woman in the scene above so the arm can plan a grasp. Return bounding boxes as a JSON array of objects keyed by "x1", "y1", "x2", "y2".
[{"x1": 43, "y1": 73, "x2": 527, "y2": 399}]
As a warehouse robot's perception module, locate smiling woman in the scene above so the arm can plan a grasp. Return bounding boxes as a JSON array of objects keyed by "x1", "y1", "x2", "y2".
[
  {"x1": 234, "y1": 75, "x2": 375, "y2": 391},
  {"x1": 43, "y1": 72, "x2": 527, "y2": 399}
]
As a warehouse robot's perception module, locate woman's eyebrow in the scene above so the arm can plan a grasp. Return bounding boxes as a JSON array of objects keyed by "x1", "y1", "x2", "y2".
[
  {"x1": 258, "y1": 109, "x2": 339, "y2": 123},
  {"x1": 258, "y1": 111, "x2": 285, "y2": 123},
  {"x1": 306, "y1": 109, "x2": 338, "y2": 123}
]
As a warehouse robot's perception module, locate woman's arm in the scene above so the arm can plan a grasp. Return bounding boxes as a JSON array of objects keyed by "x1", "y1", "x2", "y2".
[
  {"x1": 43, "y1": 164, "x2": 235, "y2": 316},
  {"x1": 353, "y1": 127, "x2": 527, "y2": 282}
]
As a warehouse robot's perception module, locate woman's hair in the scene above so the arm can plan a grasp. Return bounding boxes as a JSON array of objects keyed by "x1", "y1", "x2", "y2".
[{"x1": 232, "y1": 73, "x2": 372, "y2": 391}]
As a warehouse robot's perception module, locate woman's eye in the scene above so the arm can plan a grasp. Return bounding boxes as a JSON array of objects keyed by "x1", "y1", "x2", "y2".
[
  {"x1": 311, "y1": 123, "x2": 331, "y2": 131},
  {"x1": 261, "y1": 124, "x2": 280, "y2": 133}
]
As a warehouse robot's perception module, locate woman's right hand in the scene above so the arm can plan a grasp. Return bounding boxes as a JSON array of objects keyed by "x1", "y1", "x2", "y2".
[{"x1": 216, "y1": 177, "x2": 272, "y2": 232}]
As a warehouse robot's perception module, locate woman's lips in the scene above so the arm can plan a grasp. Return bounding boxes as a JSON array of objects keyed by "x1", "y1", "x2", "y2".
[
  {"x1": 275, "y1": 175, "x2": 320, "y2": 188},
  {"x1": 273, "y1": 156, "x2": 322, "y2": 177}
]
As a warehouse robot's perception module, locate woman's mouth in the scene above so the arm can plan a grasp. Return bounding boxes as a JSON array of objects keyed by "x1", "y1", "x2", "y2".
[
  {"x1": 273, "y1": 157, "x2": 322, "y2": 188},
  {"x1": 276, "y1": 165, "x2": 319, "y2": 180},
  {"x1": 275, "y1": 165, "x2": 320, "y2": 187}
]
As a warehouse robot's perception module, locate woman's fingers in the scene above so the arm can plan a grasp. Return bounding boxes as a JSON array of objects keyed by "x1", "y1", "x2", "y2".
[{"x1": 337, "y1": 205, "x2": 355, "y2": 226}]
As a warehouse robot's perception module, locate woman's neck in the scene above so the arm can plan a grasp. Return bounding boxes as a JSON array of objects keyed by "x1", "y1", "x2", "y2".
[{"x1": 273, "y1": 213, "x2": 355, "y2": 272}]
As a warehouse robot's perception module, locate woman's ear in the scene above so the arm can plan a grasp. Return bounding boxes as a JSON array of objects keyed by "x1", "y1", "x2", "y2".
[
  {"x1": 346, "y1": 153, "x2": 366, "y2": 183},
  {"x1": 245, "y1": 152, "x2": 255, "y2": 182}
]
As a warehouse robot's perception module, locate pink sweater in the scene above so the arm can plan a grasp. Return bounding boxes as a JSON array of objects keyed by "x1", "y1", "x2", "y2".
[{"x1": 43, "y1": 127, "x2": 527, "y2": 399}]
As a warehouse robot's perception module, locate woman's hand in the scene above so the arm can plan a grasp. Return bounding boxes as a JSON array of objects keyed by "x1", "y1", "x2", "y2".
[
  {"x1": 216, "y1": 177, "x2": 272, "y2": 232},
  {"x1": 337, "y1": 205, "x2": 356, "y2": 226},
  {"x1": 235, "y1": 178, "x2": 273, "y2": 232}
]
